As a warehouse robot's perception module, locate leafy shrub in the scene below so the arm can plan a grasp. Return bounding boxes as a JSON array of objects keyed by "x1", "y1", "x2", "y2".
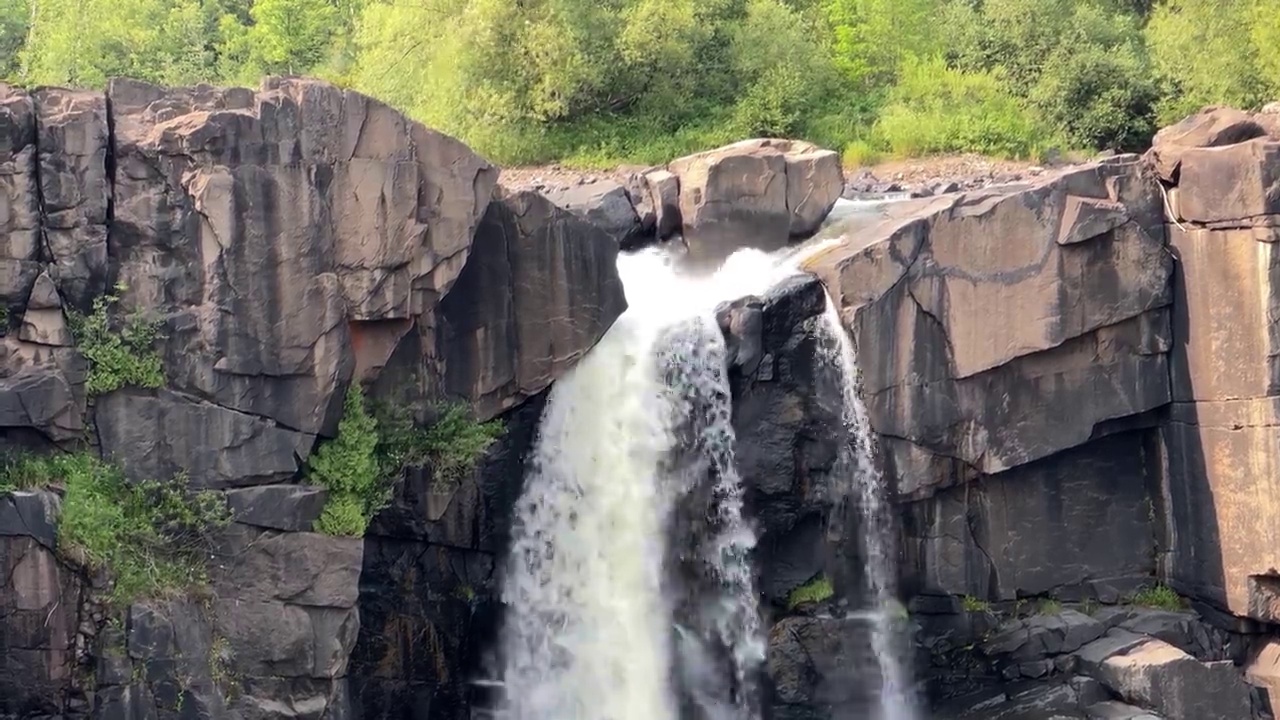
[
  {"x1": 874, "y1": 56, "x2": 1052, "y2": 159},
  {"x1": 1131, "y1": 583, "x2": 1184, "y2": 611},
  {"x1": 786, "y1": 574, "x2": 835, "y2": 610},
  {"x1": 67, "y1": 289, "x2": 165, "y2": 397},
  {"x1": 377, "y1": 400, "x2": 504, "y2": 486},
  {"x1": 1030, "y1": 40, "x2": 1158, "y2": 152},
  {"x1": 307, "y1": 386, "x2": 387, "y2": 538},
  {"x1": 1, "y1": 452, "x2": 229, "y2": 605},
  {"x1": 842, "y1": 139, "x2": 882, "y2": 167},
  {"x1": 1145, "y1": 0, "x2": 1280, "y2": 124},
  {"x1": 308, "y1": 386, "x2": 504, "y2": 537},
  {"x1": 960, "y1": 594, "x2": 991, "y2": 612}
]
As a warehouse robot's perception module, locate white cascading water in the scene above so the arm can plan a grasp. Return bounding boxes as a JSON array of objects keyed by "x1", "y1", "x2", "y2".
[
  {"x1": 817, "y1": 296, "x2": 916, "y2": 720},
  {"x1": 496, "y1": 200, "x2": 915, "y2": 720},
  {"x1": 496, "y1": 248, "x2": 793, "y2": 720}
]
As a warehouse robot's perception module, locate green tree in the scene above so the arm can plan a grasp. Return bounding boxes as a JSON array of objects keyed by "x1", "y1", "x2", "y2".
[
  {"x1": 20, "y1": 0, "x2": 216, "y2": 86},
  {"x1": 0, "y1": 0, "x2": 28, "y2": 81},
  {"x1": 944, "y1": 0, "x2": 1156, "y2": 150},
  {"x1": 873, "y1": 55, "x2": 1051, "y2": 159},
  {"x1": 821, "y1": 0, "x2": 941, "y2": 90},
  {"x1": 242, "y1": 0, "x2": 339, "y2": 77},
  {"x1": 1146, "y1": 0, "x2": 1280, "y2": 123}
]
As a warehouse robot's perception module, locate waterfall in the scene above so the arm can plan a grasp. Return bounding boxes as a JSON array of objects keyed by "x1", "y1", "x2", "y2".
[
  {"x1": 496, "y1": 249, "x2": 789, "y2": 720},
  {"x1": 817, "y1": 297, "x2": 916, "y2": 720},
  {"x1": 494, "y1": 225, "x2": 915, "y2": 720}
]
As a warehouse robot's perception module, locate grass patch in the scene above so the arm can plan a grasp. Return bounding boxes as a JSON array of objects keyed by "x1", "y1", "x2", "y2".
[
  {"x1": 1131, "y1": 584, "x2": 1184, "y2": 611},
  {"x1": 307, "y1": 387, "x2": 504, "y2": 537},
  {"x1": 961, "y1": 595, "x2": 991, "y2": 612},
  {"x1": 872, "y1": 56, "x2": 1056, "y2": 161},
  {"x1": 1038, "y1": 598, "x2": 1063, "y2": 615},
  {"x1": 67, "y1": 287, "x2": 165, "y2": 397},
  {"x1": 1, "y1": 452, "x2": 229, "y2": 605},
  {"x1": 786, "y1": 574, "x2": 835, "y2": 610}
]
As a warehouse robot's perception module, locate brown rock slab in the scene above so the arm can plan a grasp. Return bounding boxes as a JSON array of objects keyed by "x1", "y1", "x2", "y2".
[
  {"x1": 804, "y1": 160, "x2": 1171, "y2": 490},
  {"x1": 33, "y1": 87, "x2": 110, "y2": 310},
  {"x1": 1093, "y1": 638, "x2": 1252, "y2": 720},
  {"x1": 1148, "y1": 106, "x2": 1267, "y2": 183},
  {"x1": 1168, "y1": 225, "x2": 1280, "y2": 402},
  {"x1": 1174, "y1": 139, "x2": 1280, "y2": 225},
  {"x1": 1163, "y1": 398, "x2": 1280, "y2": 620},
  {"x1": 106, "y1": 76, "x2": 498, "y2": 436},
  {"x1": 0, "y1": 85, "x2": 41, "y2": 317},
  {"x1": 669, "y1": 139, "x2": 842, "y2": 267}
]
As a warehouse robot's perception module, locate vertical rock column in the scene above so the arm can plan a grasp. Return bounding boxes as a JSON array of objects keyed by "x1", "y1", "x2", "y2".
[{"x1": 1156, "y1": 121, "x2": 1280, "y2": 626}]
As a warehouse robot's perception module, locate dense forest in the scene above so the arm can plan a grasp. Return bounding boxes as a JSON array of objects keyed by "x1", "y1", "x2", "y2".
[{"x1": 2, "y1": 0, "x2": 1279, "y2": 167}]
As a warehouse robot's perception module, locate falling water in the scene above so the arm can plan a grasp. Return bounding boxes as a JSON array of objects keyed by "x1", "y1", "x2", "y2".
[
  {"x1": 496, "y1": 249, "x2": 792, "y2": 720},
  {"x1": 495, "y1": 215, "x2": 915, "y2": 720},
  {"x1": 816, "y1": 296, "x2": 917, "y2": 720}
]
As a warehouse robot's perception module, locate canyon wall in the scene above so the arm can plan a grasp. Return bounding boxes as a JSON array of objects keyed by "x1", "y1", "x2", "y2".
[
  {"x1": 4, "y1": 73, "x2": 1280, "y2": 720},
  {"x1": 804, "y1": 107, "x2": 1280, "y2": 717}
]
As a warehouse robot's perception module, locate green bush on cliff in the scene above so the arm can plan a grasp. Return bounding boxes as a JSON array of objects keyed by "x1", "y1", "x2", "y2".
[
  {"x1": 377, "y1": 401, "x2": 504, "y2": 485},
  {"x1": 67, "y1": 288, "x2": 166, "y2": 397},
  {"x1": 786, "y1": 574, "x2": 835, "y2": 610},
  {"x1": 0, "y1": 451, "x2": 229, "y2": 605},
  {"x1": 308, "y1": 386, "x2": 504, "y2": 537},
  {"x1": 308, "y1": 386, "x2": 387, "y2": 537}
]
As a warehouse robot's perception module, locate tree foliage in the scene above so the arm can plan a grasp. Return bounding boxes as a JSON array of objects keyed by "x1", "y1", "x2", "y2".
[{"x1": 6, "y1": 0, "x2": 1280, "y2": 164}]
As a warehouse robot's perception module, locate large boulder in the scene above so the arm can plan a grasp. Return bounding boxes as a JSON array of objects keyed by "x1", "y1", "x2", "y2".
[
  {"x1": 0, "y1": 338, "x2": 87, "y2": 444},
  {"x1": 1147, "y1": 106, "x2": 1268, "y2": 183},
  {"x1": 767, "y1": 615, "x2": 883, "y2": 718},
  {"x1": 719, "y1": 274, "x2": 846, "y2": 605},
  {"x1": 668, "y1": 139, "x2": 843, "y2": 267},
  {"x1": 1088, "y1": 638, "x2": 1253, "y2": 720},
  {"x1": 96, "y1": 389, "x2": 315, "y2": 489},
  {"x1": 541, "y1": 179, "x2": 644, "y2": 248}
]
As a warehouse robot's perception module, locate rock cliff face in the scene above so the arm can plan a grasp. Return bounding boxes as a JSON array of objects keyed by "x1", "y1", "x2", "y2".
[
  {"x1": 6, "y1": 73, "x2": 1280, "y2": 720},
  {"x1": 0, "y1": 77, "x2": 626, "y2": 720},
  {"x1": 799, "y1": 111, "x2": 1280, "y2": 718}
]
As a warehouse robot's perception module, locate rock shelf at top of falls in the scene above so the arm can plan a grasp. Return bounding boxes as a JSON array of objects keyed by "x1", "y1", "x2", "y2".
[{"x1": 4, "y1": 76, "x2": 1280, "y2": 720}]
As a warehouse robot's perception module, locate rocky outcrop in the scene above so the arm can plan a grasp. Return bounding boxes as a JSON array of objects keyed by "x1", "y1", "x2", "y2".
[
  {"x1": 436, "y1": 188, "x2": 627, "y2": 419},
  {"x1": 524, "y1": 139, "x2": 844, "y2": 261},
  {"x1": 0, "y1": 76, "x2": 626, "y2": 720},
  {"x1": 670, "y1": 139, "x2": 843, "y2": 266},
  {"x1": 1152, "y1": 110, "x2": 1280, "y2": 626},
  {"x1": 922, "y1": 604, "x2": 1259, "y2": 720},
  {"x1": 805, "y1": 158, "x2": 1172, "y2": 608},
  {"x1": 0, "y1": 490, "x2": 80, "y2": 718}
]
